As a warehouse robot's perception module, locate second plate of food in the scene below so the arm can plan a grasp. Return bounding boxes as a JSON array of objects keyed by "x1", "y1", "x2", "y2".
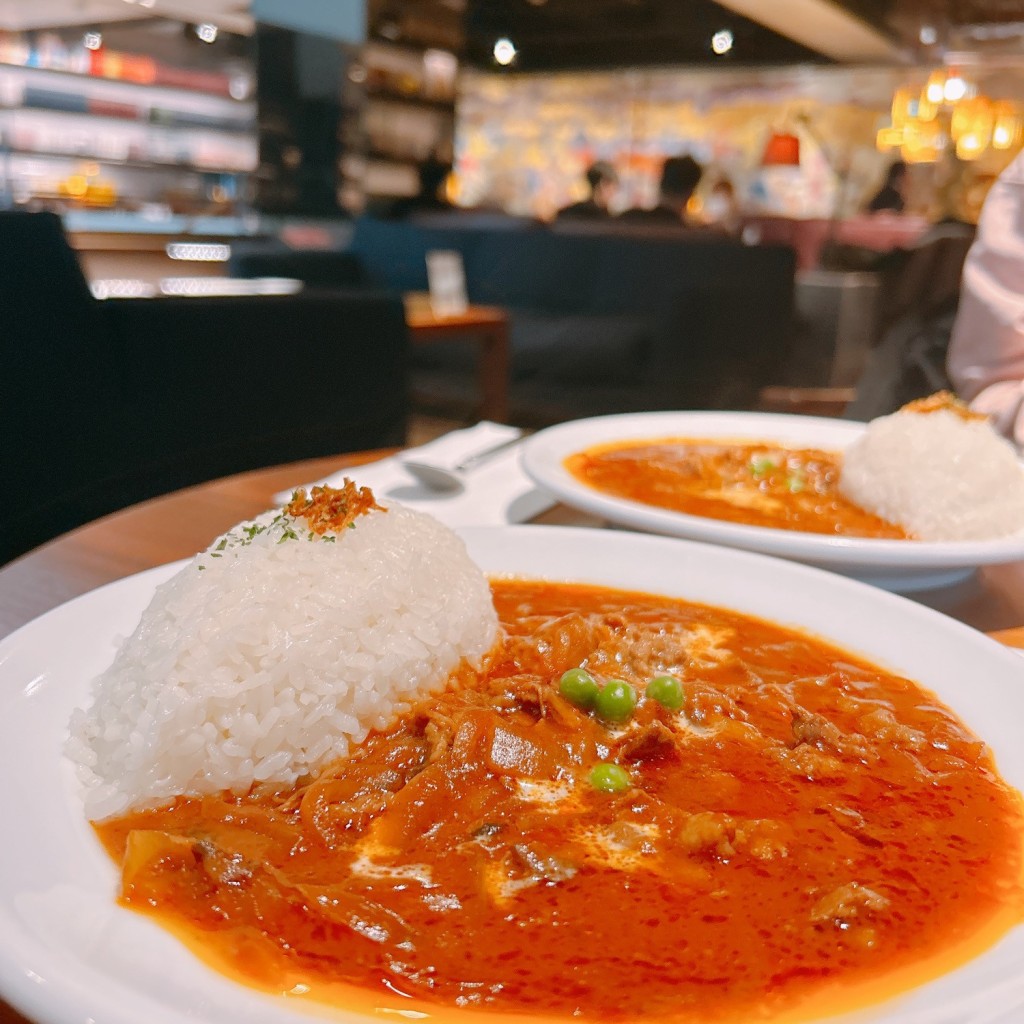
[{"x1": 520, "y1": 410, "x2": 1024, "y2": 590}]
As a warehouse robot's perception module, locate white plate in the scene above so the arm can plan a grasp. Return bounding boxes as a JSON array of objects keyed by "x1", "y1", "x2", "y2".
[
  {"x1": 520, "y1": 411, "x2": 1024, "y2": 591},
  {"x1": 1, "y1": 526, "x2": 1024, "y2": 1024}
]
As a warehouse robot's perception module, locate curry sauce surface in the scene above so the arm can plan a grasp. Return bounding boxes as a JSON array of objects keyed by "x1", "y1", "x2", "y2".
[
  {"x1": 97, "y1": 581, "x2": 1023, "y2": 1022},
  {"x1": 565, "y1": 439, "x2": 910, "y2": 538}
]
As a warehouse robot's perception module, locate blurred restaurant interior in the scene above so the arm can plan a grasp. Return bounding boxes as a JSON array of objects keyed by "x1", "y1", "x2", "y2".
[{"x1": 3, "y1": 0, "x2": 1024, "y2": 564}]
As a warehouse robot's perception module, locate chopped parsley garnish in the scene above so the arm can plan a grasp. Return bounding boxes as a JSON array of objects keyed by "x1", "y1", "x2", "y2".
[
  {"x1": 750, "y1": 456, "x2": 779, "y2": 479},
  {"x1": 193, "y1": 482, "x2": 382, "y2": 568}
]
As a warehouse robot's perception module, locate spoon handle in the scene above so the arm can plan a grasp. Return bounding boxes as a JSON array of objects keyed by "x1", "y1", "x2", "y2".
[{"x1": 453, "y1": 435, "x2": 524, "y2": 473}]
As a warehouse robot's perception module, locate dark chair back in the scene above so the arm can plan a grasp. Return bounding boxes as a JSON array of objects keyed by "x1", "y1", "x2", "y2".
[
  {"x1": 1, "y1": 212, "x2": 409, "y2": 566},
  {"x1": 0, "y1": 211, "x2": 129, "y2": 562}
]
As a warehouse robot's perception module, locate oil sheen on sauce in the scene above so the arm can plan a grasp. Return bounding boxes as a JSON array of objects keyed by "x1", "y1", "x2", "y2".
[
  {"x1": 564, "y1": 438, "x2": 910, "y2": 538},
  {"x1": 96, "y1": 581, "x2": 1024, "y2": 1023}
]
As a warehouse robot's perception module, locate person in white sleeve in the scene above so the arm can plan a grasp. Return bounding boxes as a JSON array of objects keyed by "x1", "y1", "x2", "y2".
[{"x1": 947, "y1": 150, "x2": 1024, "y2": 446}]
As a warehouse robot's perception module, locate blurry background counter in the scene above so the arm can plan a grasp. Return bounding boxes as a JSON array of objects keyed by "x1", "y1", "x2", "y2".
[{"x1": 63, "y1": 210, "x2": 269, "y2": 287}]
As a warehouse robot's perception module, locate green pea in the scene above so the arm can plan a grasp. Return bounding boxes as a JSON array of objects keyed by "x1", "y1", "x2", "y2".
[
  {"x1": 559, "y1": 667, "x2": 599, "y2": 709},
  {"x1": 589, "y1": 762, "x2": 631, "y2": 793},
  {"x1": 595, "y1": 679, "x2": 637, "y2": 724},
  {"x1": 646, "y1": 674, "x2": 684, "y2": 710}
]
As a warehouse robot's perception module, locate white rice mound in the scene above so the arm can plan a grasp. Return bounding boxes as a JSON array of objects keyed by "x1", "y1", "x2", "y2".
[
  {"x1": 839, "y1": 408, "x2": 1024, "y2": 541},
  {"x1": 67, "y1": 500, "x2": 499, "y2": 819}
]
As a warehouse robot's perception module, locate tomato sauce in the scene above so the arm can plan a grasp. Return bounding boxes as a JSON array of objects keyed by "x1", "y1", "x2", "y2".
[
  {"x1": 96, "y1": 581, "x2": 1023, "y2": 1022},
  {"x1": 565, "y1": 439, "x2": 910, "y2": 538}
]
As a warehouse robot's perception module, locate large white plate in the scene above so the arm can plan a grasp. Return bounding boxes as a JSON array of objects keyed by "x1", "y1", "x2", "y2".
[
  {"x1": 1, "y1": 526, "x2": 1024, "y2": 1024},
  {"x1": 520, "y1": 411, "x2": 1024, "y2": 590}
]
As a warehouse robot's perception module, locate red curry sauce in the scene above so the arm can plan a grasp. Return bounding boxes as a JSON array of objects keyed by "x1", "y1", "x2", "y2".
[
  {"x1": 96, "y1": 581, "x2": 1023, "y2": 1022},
  {"x1": 565, "y1": 439, "x2": 910, "y2": 538}
]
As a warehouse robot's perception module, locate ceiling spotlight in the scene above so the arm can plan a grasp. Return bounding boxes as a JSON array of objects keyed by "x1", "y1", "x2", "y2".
[
  {"x1": 83, "y1": 31, "x2": 102, "y2": 50},
  {"x1": 195, "y1": 22, "x2": 218, "y2": 43},
  {"x1": 493, "y1": 37, "x2": 517, "y2": 66},
  {"x1": 711, "y1": 29, "x2": 733, "y2": 55},
  {"x1": 919, "y1": 24, "x2": 937, "y2": 45}
]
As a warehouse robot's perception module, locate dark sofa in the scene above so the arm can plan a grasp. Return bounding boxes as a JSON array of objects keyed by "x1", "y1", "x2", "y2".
[
  {"x1": 233, "y1": 215, "x2": 796, "y2": 424},
  {"x1": 1, "y1": 212, "x2": 409, "y2": 565}
]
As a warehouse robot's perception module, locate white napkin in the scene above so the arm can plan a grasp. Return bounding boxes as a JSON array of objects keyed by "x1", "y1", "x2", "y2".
[{"x1": 273, "y1": 421, "x2": 556, "y2": 527}]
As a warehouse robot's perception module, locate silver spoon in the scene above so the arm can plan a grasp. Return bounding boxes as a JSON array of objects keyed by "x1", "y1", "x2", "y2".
[{"x1": 401, "y1": 435, "x2": 524, "y2": 491}]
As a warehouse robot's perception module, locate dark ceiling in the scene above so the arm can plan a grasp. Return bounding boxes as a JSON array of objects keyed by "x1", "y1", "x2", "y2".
[
  {"x1": 462, "y1": 0, "x2": 828, "y2": 71},
  {"x1": 374, "y1": 0, "x2": 1024, "y2": 71}
]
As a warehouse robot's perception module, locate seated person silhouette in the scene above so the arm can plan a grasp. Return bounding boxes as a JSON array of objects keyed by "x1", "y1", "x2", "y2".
[
  {"x1": 866, "y1": 161, "x2": 908, "y2": 214},
  {"x1": 555, "y1": 161, "x2": 619, "y2": 221},
  {"x1": 620, "y1": 155, "x2": 704, "y2": 225}
]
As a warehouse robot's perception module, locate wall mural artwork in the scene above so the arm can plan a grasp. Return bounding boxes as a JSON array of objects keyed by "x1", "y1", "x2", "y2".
[{"x1": 454, "y1": 64, "x2": 1022, "y2": 222}]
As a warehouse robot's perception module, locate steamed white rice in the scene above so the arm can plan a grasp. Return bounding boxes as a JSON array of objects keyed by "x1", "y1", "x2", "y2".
[
  {"x1": 67, "y1": 499, "x2": 499, "y2": 819},
  {"x1": 840, "y1": 407, "x2": 1024, "y2": 541}
]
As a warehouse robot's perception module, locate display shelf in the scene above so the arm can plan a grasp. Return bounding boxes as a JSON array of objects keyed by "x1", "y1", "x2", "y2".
[
  {"x1": 3, "y1": 102, "x2": 253, "y2": 135},
  {"x1": 363, "y1": 145, "x2": 429, "y2": 165},
  {"x1": 0, "y1": 44, "x2": 255, "y2": 217},
  {"x1": 364, "y1": 88, "x2": 455, "y2": 110},
  {"x1": 0, "y1": 54, "x2": 236, "y2": 98},
  {"x1": 62, "y1": 210, "x2": 261, "y2": 235},
  {"x1": 360, "y1": 27, "x2": 459, "y2": 203},
  {"x1": 4, "y1": 147, "x2": 253, "y2": 175}
]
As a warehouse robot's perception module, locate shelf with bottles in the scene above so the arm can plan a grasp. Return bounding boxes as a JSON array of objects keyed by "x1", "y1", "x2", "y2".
[
  {"x1": 0, "y1": 67, "x2": 257, "y2": 179},
  {"x1": 362, "y1": 95, "x2": 452, "y2": 165},
  {"x1": 362, "y1": 41, "x2": 458, "y2": 104},
  {"x1": 357, "y1": 23, "x2": 459, "y2": 203},
  {"x1": 0, "y1": 31, "x2": 251, "y2": 100},
  {"x1": 2, "y1": 147, "x2": 254, "y2": 176},
  {"x1": 0, "y1": 64, "x2": 254, "y2": 129},
  {"x1": 362, "y1": 158, "x2": 420, "y2": 199},
  {"x1": 1, "y1": 109, "x2": 256, "y2": 172},
  {"x1": 5, "y1": 153, "x2": 247, "y2": 215}
]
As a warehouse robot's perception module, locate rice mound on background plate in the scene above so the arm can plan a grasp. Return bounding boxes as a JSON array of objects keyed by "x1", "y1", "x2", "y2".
[
  {"x1": 66, "y1": 485, "x2": 499, "y2": 820},
  {"x1": 839, "y1": 402, "x2": 1024, "y2": 541}
]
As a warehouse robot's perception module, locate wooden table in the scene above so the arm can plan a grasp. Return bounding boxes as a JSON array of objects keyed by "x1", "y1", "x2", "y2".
[
  {"x1": 403, "y1": 295, "x2": 510, "y2": 423},
  {"x1": 3, "y1": 449, "x2": 1024, "y2": 645},
  {"x1": 1, "y1": 450, "x2": 1023, "y2": 1024}
]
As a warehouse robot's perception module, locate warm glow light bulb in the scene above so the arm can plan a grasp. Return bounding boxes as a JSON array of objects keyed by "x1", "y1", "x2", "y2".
[
  {"x1": 493, "y1": 37, "x2": 517, "y2": 66},
  {"x1": 925, "y1": 70, "x2": 946, "y2": 103},
  {"x1": 956, "y1": 132, "x2": 983, "y2": 159},
  {"x1": 944, "y1": 75, "x2": 968, "y2": 102},
  {"x1": 992, "y1": 102, "x2": 1019, "y2": 150}
]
